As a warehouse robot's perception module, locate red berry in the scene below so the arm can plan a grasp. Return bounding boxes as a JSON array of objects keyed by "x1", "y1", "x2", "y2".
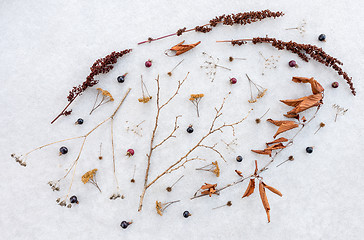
[
  {"x1": 126, "y1": 149, "x2": 134, "y2": 157},
  {"x1": 145, "y1": 60, "x2": 152, "y2": 68},
  {"x1": 332, "y1": 82, "x2": 339, "y2": 88},
  {"x1": 230, "y1": 78, "x2": 237, "y2": 84},
  {"x1": 289, "y1": 60, "x2": 297, "y2": 68}
]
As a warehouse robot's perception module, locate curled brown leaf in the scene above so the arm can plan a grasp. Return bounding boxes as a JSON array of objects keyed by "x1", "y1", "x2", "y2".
[
  {"x1": 169, "y1": 40, "x2": 201, "y2": 56},
  {"x1": 242, "y1": 179, "x2": 256, "y2": 198},
  {"x1": 259, "y1": 181, "x2": 271, "y2": 223}
]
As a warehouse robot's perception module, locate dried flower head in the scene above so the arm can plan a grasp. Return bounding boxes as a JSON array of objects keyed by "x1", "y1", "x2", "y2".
[
  {"x1": 155, "y1": 200, "x2": 180, "y2": 216},
  {"x1": 246, "y1": 74, "x2": 267, "y2": 103},
  {"x1": 138, "y1": 75, "x2": 152, "y2": 103},
  {"x1": 196, "y1": 161, "x2": 220, "y2": 177},
  {"x1": 89, "y1": 88, "x2": 114, "y2": 115},
  {"x1": 285, "y1": 19, "x2": 307, "y2": 35},
  {"x1": 189, "y1": 94, "x2": 204, "y2": 117},
  {"x1": 82, "y1": 169, "x2": 102, "y2": 192},
  {"x1": 333, "y1": 104, "x2": 348, "y2": 122},
  {"x1": 110, "y1": 193, "x2": 124, "y2": 200},
  {"x1": 48, "y1": 180, "x2": 60, "y2": 191}
]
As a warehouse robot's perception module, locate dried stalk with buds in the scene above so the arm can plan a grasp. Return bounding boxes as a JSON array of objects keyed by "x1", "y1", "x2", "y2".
[
  {"x1": 138, "y1": 92, "x2": 252, "y2": 211},
  {"x1": 12, "y1": 89, "x2": 131, "y2": 203},
  {"x1": 138, "y1": 10, "x2": 284, "y2": 44},
  {"x1": 51, "y1": 49, "x2": 132, "y2": 124},
  {"x1": 216, "y1": 37, "x2": 355, "y2": 95}
]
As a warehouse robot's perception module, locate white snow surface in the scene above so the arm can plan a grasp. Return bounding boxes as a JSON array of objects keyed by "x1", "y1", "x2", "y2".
[{"x1": 1, "y1": 0, "x2": 364, "y2": 239}]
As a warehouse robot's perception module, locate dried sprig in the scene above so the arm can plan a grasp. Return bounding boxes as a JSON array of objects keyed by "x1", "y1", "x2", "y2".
[
  {"x1": 255, "y1": 108, "x2": 270, "y2": 124},
  {"x1": 217, "y1": 37, "x2": 356, "y2": 95},
  {"x1": 138, "y1": 10, "x2": 284, "y2": 44},
  {"x1": 51, "y1": 49, "x2": 132, "y2": 123},
  {"x1": 196, "y1": 161, "x2": 220, "y2": 177},
  {"x1": 189, "y1": 93, "x2": 204, "y2": 117},
  {"x1": 82, "y1": 169, "x2": 101, "y2": 192},
  {"x1": 200, "y1": 52, "x2": 231, "y2": 82},
  {"x1": 246, "y1": 74, "x2": 267, "y2": 103},
  {"x1": 155, "y1": 200, "x2": 180, "y2": 216},
  {"x1": 166, "y1": 175, "x2": 184, "y2": 192},
  {"x1": 212, "y1": 201, "x2": 232, "y2": 210},
  {"x1": 285, "y1": 19, "x2": 306, "y2": 35},
  {"x1": 229, "y1": 56, "x2": 246, "y2": 62},
  {"x1": 332, "y1": 104, "x2": 348, "y2": 122},
  {"x1": 126, "y1": 120, "x2": 145, "y2": 137},
  {"x1": 259, "y1": 52, "x2": 280, "y2": 75},
  {"x1": 167, "y1": 59, "x2": 184, "y2": 76},
  {"x1": 89, "y1": 88, "x2": 114, "y2": 115},
  {"x1": 138, "y1": 75, "x2": 152, "y2": 103},
  {"x1": 221, "y1": 138, "x2": 238, "y2": 152},
  {"x1": 276, "y1": 155, "x2": 294, "y2": 167},
  {"x1": 314, "y1": 122, "x2": 325, "y2": 134}
]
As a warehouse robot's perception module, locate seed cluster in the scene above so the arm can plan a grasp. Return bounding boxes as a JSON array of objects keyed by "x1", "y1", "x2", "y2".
[
  {"x1": 67, "y1": 49, "x2": 132, "y2": 102},
  {"x1": 176, "y1": 10, "x2": 284, "y2": 36},
  {"x1": 231, "y1": 37, "x2": 355, "y2": 95}
]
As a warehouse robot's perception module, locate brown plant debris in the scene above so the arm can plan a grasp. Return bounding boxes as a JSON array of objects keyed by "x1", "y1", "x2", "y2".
[
  {"x1": 166, "y1": 41, "x2": 201, "y2": 56},
  {"x1": 200, "y1": 183, "x2": 218, "y2": 197}
]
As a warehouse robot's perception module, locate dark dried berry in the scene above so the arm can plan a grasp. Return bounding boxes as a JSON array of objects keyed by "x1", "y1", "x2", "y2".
[
  {"x1": 332, "y1": 82, "x2": 339, "y2": 88},
  {"x1": 183, "y1": 211, "x2": 191, "y2": 218},
  {"x1": 70, "y1": 195, "x2": 78, "y2": 204},
  {"x1": 306, "y1": 147, "x2": 313, "y2": 154},
  {"x1": 289, "y1": 60, "x2": 297, "y2": 68},
  {"x1": 230, "y1": 77, "x2": 237, "y2": 84},
  {"x1": 187, "y1": 125, "x2": 194, "y2": 133},
  {"x1": 59, "y1": 146, "x2": 68, "y2": 155},
  {"x1": 117, "y1": 75, "x2": 125, "y2": 83},
  {"x1": 120, "y1": 221, "x2": 130, "y2": 229},
  {"x1": 76, "y1": 118, "x2": 84, "y2": 125},
  {"x1": 145, "y1": 60, "x2": 152, "y2": 68},
  {"x1": 318, "y1": 34, "x2": 326, "y2": 41},
  {"x1": 236, "y1": 156, "x2": 243, "y2": 162}
]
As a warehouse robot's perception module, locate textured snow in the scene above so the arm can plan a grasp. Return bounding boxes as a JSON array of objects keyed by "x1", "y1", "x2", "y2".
[{"x1": 1, "y1": 0, "x2": 364, "y2": 239}]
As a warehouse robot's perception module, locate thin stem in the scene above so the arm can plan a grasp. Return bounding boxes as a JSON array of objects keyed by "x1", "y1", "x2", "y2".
[
  {"x1": 170, "y1": 175, "x2": 184, "y2": 188},
  {"x1": 170, "y1": 59, "x2": 184, "y2": 73},
  {"x1": 50, "y1": 94, "x2": 79, "y2": 124}
]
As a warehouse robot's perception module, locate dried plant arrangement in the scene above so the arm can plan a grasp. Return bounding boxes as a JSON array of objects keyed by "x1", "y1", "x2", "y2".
[
  {"x1": 138, "y1": 91, "x2": 252, "y2": 211},
  {"x1": 246, "y1": 74, "x2": 267, "y2": 103},
  {"x1": 51, "y1": 49, "x2": 132, "y2": 124},
  {"x1": 332, "y1": 104, "x2": 348, "y2": 122},
  {"x1": 138, "y1": 10, "x2": 284, "y2": 44},
  {"x1": 191, "y1": 77, "x2": 324, "y2": 221},
  {"x1": 217, "y1": 37, "x2": 356, "y2": 95},
  {"x1": 11, "y1": 89, "x2": 131, "y2": 205}
]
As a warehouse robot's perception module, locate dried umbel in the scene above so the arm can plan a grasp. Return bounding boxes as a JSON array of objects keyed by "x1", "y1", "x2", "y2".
[
  {"x1": 155, "y1": 200, "x2": 180, "y2": 216},
  {"x1": 89, "y1": 88, "x2": 114, "y2": 115},
  {"x1": 138, "y1": 10, "x2": 284, "y2": 44},
  {"x1": 189, "y1": 93, "x2": 204, "y2": 117},
  {"x1": 51, "y1": 49, "x2": 132, "y2": 123},
  {"x1": 82, "y1": 169, "x2": 102, "y2": 192},
  {"x1": 196, "y1": 161, "x2": 220, "y2": 177},
  {"x1": 218, "y1": 37, "x2": 355, "y2": 95}
]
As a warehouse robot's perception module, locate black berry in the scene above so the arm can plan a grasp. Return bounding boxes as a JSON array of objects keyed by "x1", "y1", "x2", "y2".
[
  {"x1": 183, "y1": 211, "x2": 191, "y2": 218},
  {"x1": 59, "y1": 146, "x2": 68, "y2": 155},
  {"x1": 332, "y1": 82, "x2": 339, "y2": 88},
  {"x1": 318, "y1": 34, "x2": 326, "y2": 41},
  {"x1": 117, "y1": 75, "x2": 125, "y2": 83},
  {"x1": 76, "y1": 118, "x2": 84, "y2": 125},
  {"x1": 236, "y1": 155, "x2": 243, "y2": 162},
  {"x1": 70, "y1": 195, "x2": 78, "y2": 204},
  {"x1": 306, "y1": 147, "x2": 313, "y2": 154},
  {"x1": 186, "y1": 125, "x2": 194, "y2": 133},
  {"x1": 120, "y1": 221, "x2": 130, "y2": 229}
]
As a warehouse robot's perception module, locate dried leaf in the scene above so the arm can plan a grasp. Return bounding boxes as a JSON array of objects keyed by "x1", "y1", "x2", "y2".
[
  {"x1": 169, "y1": 40, "x2": 201, "y2": 56},
  {"x1": 266, "y1": 143, "x2": 286, "y2": 150},
  {"x1": 267, "y1": 119, "x2": 295, "y2": 126},
  {"x1": 285, "y1": 94, "x2": 323, "y2": 115},
  {"x1": 262, "y1": 182, "x2": 283, "y2": 197},
  {"x1": 284, "y1": 113, "x2": 299, "y2": 119},
  {"x1": 242, "y1": 179, "x2": 256, "y2": 198},
  {"x1": 273, "y1": 121, "x2": 299, "y2": 138},
  {"x1": 235, "y1": 170, "x2": 243, "y2": 177},
  {"x1": 251, "y1": 149, "x2": 272, "y2": 156},
  {"x1": 266, "y1": 137, "x2": 288, "y2": 146},
  {"x1": 259, "y1": 181, "x2": 271, "y2": 223},
  {"x1": 292, "y1": 77, "x2": 324, "y2": 94}
]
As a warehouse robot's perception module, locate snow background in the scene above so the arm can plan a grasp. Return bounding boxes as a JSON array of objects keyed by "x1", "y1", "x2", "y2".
[{"x1": 1, "y1": 0, "x2": 364, "y2": 239}]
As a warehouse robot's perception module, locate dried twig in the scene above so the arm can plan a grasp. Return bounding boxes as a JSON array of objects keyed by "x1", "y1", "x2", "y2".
[{"x1": 138, "y1": 92, "x2": 252, "y2": 211}]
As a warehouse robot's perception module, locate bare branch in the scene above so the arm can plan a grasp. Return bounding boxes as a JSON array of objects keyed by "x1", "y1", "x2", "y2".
[{"x1": 152, "y1": 115, "x2": 181, "y2": 150}]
